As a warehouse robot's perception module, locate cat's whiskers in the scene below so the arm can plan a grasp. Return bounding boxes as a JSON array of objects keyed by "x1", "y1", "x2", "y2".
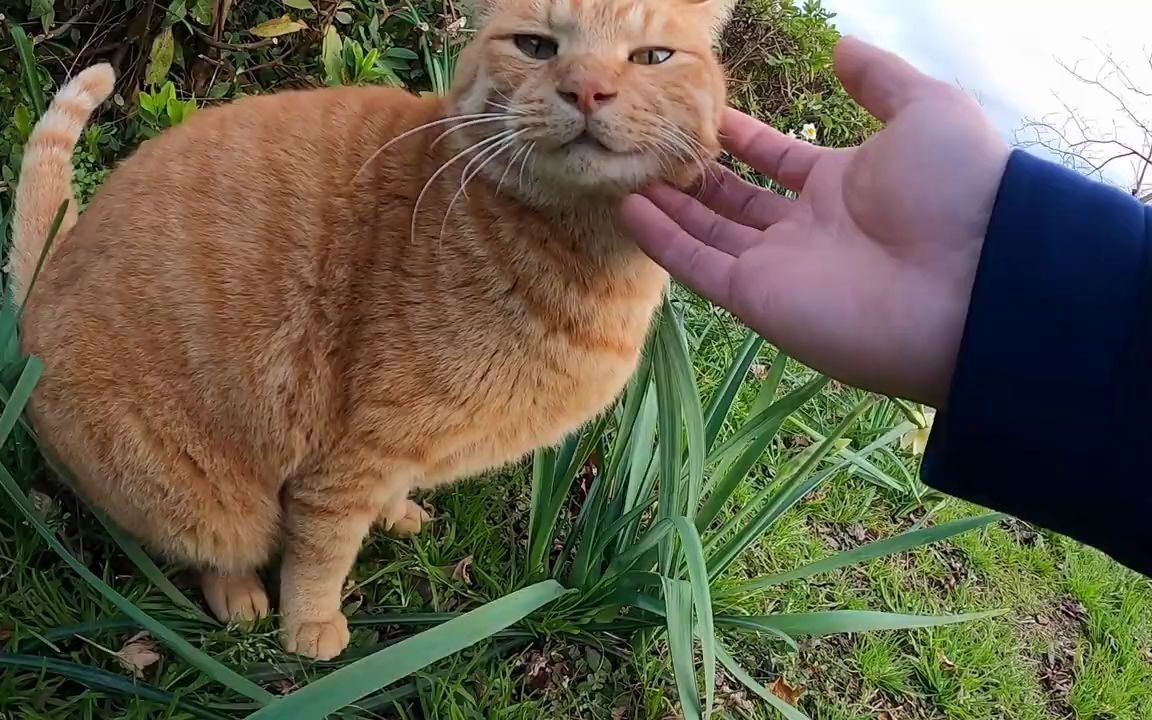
[
  {"x1": 496, "y1": 143, "x2": 532, "y2": 196},
  {"x1": 438, "y1": 131, "x2": 529, "y2": 247},
  {"x1": 353, "y1": 112, "x2": 516, "y2": 180},
  {"x1": 637, "y1": 137, "x2": 677, "y2": 179},
  {"x1": 485, "y1": 98, "x2": 522, "y2": 115},
  {"x1": 458, "y1": 130, "x2": 527, "y2": 203},
  {"x1": 429, "y1": 114, "x2": 522, "y2": 150},
  {"x1": 665, "y1": 122, "x2": 721, "y2": 187},
  {"x1": 517, "y1": 142, "x2": 537, "y2": 192},
  {"x1": 410, "y1": 128, "x2": 522, "y2": 245},
  {"x1": 652, "y1": 119, "x2": 719, "y2": 190}
]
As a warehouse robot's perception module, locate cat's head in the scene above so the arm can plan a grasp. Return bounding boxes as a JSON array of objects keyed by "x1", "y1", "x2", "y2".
[{"x1": 448, "y1": 0, "x2": 732, "y2": 200}]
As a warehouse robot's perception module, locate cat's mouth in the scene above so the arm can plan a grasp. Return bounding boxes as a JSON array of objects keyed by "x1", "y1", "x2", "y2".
[{"x1": 564, "y1": 131, "x2": 617, "y2": 154}]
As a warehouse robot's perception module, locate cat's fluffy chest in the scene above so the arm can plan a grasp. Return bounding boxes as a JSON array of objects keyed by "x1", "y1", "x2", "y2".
[{"x1": 409, "y1": 260, "x2": 666, "y2": 486}]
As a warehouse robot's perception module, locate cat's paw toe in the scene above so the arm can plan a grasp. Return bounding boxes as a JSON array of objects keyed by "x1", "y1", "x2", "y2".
[
  {"x1": 201, "y1": 571, "x2": 269, "y2": 623},
  {"x1": 281, "y1": 613, "x2": 350, "y2": 660},
  {"x1": 382, "y1": 498, "x2": 431, "y2": 538}
]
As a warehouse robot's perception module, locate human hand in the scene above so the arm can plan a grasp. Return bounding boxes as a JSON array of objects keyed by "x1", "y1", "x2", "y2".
[{"x1": 620, "y1": 37, "x2": 1010, "y2": 407}]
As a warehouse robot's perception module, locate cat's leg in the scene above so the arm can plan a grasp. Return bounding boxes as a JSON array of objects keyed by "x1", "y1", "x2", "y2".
[
  {"x1": 279, "y1": 458, "x2": 414, "y2": 660},
  {"x1": 377, "y1": 495, "x2": 430, "y2": 537}
]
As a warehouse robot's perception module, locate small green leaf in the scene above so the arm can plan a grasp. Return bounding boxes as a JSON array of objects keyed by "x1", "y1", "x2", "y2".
[
  {"x1": 322, "y1": 26, "x2": 344, "y2": 86},
  {"x1": 12, "y1": 104, "x2": 32, "y2": 143},
  {"x1": 249, "y1": 14, "x2": 308, "y2": 38},
  {"x1": 146, "y1": 28, "x2": 175, "y2": 87},
  {"x1": 282, "y1": 0, "x2": 316, "y2": 10},
  {"x1": 30, "y1": 0, "x2": 54, "y2": 19},
  {"x1": 165, "y1": 0, "x2": 188, "y2": 26},
  {"x1": 385, "y1": 47, "x2": 420, "y2": 60},
  {"x1": 189, "y1": 0, "x2": 214, "y2": 25}
]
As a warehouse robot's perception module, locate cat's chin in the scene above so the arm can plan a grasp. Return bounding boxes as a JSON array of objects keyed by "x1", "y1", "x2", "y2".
[{"x1": 537, "y1": 148, "x2": 695, "y2": 198}]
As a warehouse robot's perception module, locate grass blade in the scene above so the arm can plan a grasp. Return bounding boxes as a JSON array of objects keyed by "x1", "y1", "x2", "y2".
[
  {"x1": 0, "y1": 366, "x2": 268, "y2": 702},
  {"x1": 10, "y1": 25, "x2": 46, "y2": 118},
  {"x1": 707, "y1": 397, "x2": 874, "y2": 579},
  {"x1": 527, "y1": 445, "x2": 559, "y2": 578},
  {"x1": 726, "y1": 609, "x2": 1006, "y2": 637},
  {"x1": 0, "y1": 654, "x2": 237, "y2": 720},
  {"x1": 94, "y1": 508, "x2": 216, "y2": 622},
  {"x1": 717, "y1": 644, "x2": 811, "y2": 720},
  {"x1": 702, "y1": 331, "x2": 764, "y2": 449},
  {"x1": 0, "y1": 461, "x2": 271, "y2": 703},
  {"x1": 0, "y1": 361, "x2": 210, "y2": 620},
  {"x1": 661, "y1": 577, "x2": 701, "y2": 720},
  {"x1": 672, "y1": 517, "x2": 715, "y2": 715},
  {"x1": 0, "y1": 357, "x2": 41, "y2": 445},
  {"x1": 725, "y1": 513, "x2": 1005, "y2": 596},
  {"x1": 658, "y1": 299, "x2": 706, "y2": 514},
  {"x1": 0, "y1": 201, "x2": 67, "y2": 355},
  {"x1": 705, "y1": 376, "x2": 828, "y2": 469},
  {"x1": 246, "y1": 580, "x2": 571, "y2": 719},
  {"x1": 654, "y1": 317, "x2": 684, "y2": 574},
  {"x1": 713, "y1": 616, "x2": 798, "y2": 651},
  {"x1": 697, "y1": 376, "x2": 826, "y2": 530}
]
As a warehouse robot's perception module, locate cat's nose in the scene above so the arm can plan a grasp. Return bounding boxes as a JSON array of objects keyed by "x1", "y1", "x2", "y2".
[{"x1": 557, "y1": 78, "x2": 618, "y2": 115}]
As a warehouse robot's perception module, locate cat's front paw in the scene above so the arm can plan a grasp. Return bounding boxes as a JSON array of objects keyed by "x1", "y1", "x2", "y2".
[
  {"x1": 379, "y1": 498, "x2": 431, "y2": 538},
  {"x1": 201, "y1": 570, "x2": 269, "y2": 624},
  {"x1": 281, "y1": 612, "x2": 350, "y2": 660}
]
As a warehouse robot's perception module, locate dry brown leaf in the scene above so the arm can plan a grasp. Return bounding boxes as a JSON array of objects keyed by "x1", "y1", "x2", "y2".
[
  {"x1": 451, "y1": 556, "x2": 474, "y2": 585},
  {"x1": 610, "y1": 708, "x2": 627, "y2": 720},
  {"x1": 938, "y1": 651, "x2": 956, "y2": 670},
  {"x1": 117, "y1": 631, "x2": 161, "y2": 678},
  {"x1": 0, "y1": 626, "x2": 12, "y2": 644},
  {"x1": 767, "y1": 676, "x2": 805, "y2": 706},
  {"x1": 28, "y1": 489, "x2": 57, "y2": 520}
]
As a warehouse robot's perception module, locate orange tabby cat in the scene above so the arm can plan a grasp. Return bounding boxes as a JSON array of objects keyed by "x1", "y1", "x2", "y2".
[{"x1": 11, "y1": 0, "x2": 731, "y2": 660}]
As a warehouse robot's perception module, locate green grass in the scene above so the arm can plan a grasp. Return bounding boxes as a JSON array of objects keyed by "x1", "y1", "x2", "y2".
[{"x1": 3, "y1": 1, "x2": 1152, "y2": 718}]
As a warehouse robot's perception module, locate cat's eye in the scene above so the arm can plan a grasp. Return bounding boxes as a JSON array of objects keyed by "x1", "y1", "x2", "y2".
[
  {"x1": 514, "y1": 34, "x2": 559, "y2": 60},
  {"x1": 629, "y1": 48, "x2": 675, "y2": 66}
]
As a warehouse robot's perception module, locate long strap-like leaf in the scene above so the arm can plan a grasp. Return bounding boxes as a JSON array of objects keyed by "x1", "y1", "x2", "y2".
[{"x1": 245, "y1": 581, "x2": 571, "y2": 719}]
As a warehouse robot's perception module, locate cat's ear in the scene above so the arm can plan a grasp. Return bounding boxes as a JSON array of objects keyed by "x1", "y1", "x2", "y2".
[{"x1": 688, "y1": 0, "x2": 737, "y2": 35}]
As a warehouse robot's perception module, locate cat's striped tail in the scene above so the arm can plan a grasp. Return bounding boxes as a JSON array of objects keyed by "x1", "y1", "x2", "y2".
[{"x1": 10, "y1": 63, "x2": 115, "y2": 305}]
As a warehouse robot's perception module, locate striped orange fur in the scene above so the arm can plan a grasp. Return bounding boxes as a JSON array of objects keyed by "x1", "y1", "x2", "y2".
[{"x1": 12, "y1": 0, "x2": 731, "y2": 660}]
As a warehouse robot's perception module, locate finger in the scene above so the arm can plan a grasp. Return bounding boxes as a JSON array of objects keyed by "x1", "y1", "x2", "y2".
[
  {"x1": 834, "y1": 35, "x2": 941, "y2": 122},
  {"x1": 643, "y1": 183, "x2": 763, "y2": 257},
  {"x1": 619, "y1": 194, "x2": 736, "y2": 307},
  {"x1": 695, "y1": 164, "x2": 793, "y2": 230},
  {"x1": 720, "y1": 108, "x2": 824, "y2": 192}
]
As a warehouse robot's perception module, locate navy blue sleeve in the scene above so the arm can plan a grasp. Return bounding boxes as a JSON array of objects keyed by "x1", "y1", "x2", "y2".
[{"x1": 922, "y1": 149, "x2": 1152, "y2": 578}]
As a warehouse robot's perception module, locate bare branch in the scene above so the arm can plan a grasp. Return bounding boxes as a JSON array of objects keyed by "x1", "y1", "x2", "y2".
[{"x1": 1020, "y1": 46, "x2": 1152, "y2": 197}]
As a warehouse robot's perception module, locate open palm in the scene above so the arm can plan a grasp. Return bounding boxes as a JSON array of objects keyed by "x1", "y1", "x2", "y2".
[{"x1": 620, "y1": 38, "x2": 1009, "y2": 407}]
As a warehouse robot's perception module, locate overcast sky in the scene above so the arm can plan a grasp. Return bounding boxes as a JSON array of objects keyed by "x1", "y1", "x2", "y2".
[{"x1": 821, "y1": 0, "x2": 1152, "y2": 189}]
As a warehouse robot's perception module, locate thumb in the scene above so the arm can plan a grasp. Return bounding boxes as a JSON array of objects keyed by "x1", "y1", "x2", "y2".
[{"x1": 834, "y1": 36, "x2": 943, "y2": 122}]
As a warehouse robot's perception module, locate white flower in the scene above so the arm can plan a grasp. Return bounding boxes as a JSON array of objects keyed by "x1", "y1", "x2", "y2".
[
  {"x1": 800, "y1": 123, "x2": 819, "y2": 142},
  {"x1": 900, "y1": 407, "x2": 936, "y2": 457}
]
